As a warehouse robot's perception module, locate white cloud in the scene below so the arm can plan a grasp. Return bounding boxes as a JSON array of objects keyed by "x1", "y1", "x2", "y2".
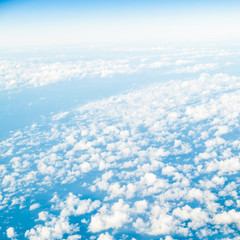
[
  {"x1": 175, "y1": 63, "x2": 218, "y2": 73},
  {"x1": 25, "y1": 216, "x2": 77, "y2": 240},
  {"x1": 6, "y1": 227, "x2": 16, "y2": 239},
  {"x1": 38, "y1": 212, "x2": 49, "y2": 221},
  {"x1": 162, "y1": 166, "x2": 176, "y2": 176},
  {"x1": 148, "y1": 205, "x2": 175, "y2": 235},
  {"x1": 149, "y1": 61, "x2": 170, "y2": 68},
  {"x1": 26, "y1": 193, "x2": 100, "y2": 240},
  {"x1": 30, "y1": 203, "x2": 40, "y2": 211},
  {"x1": 206, "y1": 158, "x2": 240, "y2": 174},
  {"x1": 214, "y1": 210, "x2": 240, "y2": 229},
  {"x1": 0, "y1": 58, "x2": 141, "y2": 91},
  {"x1": 97, "y1": 232, "x2": 114, "y2": 240},
  {"x1": 173, "y1": 205, "x2": 209, "y2": 230},
  {"x1": 52, "y1": 112, "x2": 69, "y2": 121},
  {"x1": 89, "y1": 199, "x2": 130, "y2": 232},
  {"x1": 134, "y1": 200, "x2": 148, "y2": 213},
  {"x1": 67, "y1": 235, "x2": 82, "y2": 240},
  {"x1": 1, "y1": 61, "x2": 240, "y2": 239}
]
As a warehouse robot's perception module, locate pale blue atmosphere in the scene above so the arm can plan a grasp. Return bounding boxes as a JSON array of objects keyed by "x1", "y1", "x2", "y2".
[
  {"x1": 1, "y1": 0, "x2": 240, "y2": 48},
  {"x1": 0, "y1": 1, "x2": 240, "y2": 240}
]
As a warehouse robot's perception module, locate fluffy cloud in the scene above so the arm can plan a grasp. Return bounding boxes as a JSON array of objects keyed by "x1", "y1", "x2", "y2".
[
  {"x1": 6, "y1": 227, "x2": 16, "y2": 239},
  {"x1": 25, "y1": 193, "x2": 100, "y2": 240},
  {"x1": 1, "y1": 54, "x2": 240, "y2": 239},
  {"x1": 214, "y1": 210, "x2": 240, "y2": 229},
  {"x1": 173, "y1": 205, "x2": 210, "y2": 230},
  {"x1": 89, "y1": 199, "x2": 131, "y2": 232},
  {"x1": 0, "y1": 58, "x2": 140, "y2": 91},
  {"x1": 97, "y1": 232, "x2": 114, "y2": 240}
]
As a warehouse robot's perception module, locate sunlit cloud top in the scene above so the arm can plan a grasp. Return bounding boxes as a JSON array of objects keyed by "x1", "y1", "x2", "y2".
[{"x1": 1, "y1": 0, "x2": 240, "y2": 49}]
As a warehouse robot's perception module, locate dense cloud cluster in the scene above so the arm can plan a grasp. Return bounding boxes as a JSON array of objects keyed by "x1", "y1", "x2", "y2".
[
  {"x1": 1, "y1": 46, "x2": 237, "y2": 92},
  {"x1": 1, "y1": 63, "x2": 240, "y2": 239},
  {"x1": 0, "y1": 58, "x2": 138, "y2": 91}
]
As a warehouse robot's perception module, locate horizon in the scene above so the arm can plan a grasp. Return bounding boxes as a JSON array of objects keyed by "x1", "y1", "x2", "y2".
[{"x1": 1, "y1": 0, "x2": 240, "y2": 49}]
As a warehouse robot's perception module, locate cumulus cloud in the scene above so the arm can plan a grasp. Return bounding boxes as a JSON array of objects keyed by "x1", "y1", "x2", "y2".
[
  {"x1": 89, "y1": 199, "x2": 130, "y2": 232},
  {"x1": 214, "y1": 210, "x2": 240, "y2": 229},
  {"x1": 25, "y1": 216, "x2": 77, "y2": 240},
  {"x1": 1, "y1": 54, "x2": 240, "y2": 239},
  {"x1": 0, "y1": 58, "x2": 141, "y2": 91},
  {"x1": 25, "y1": 193, "x2": 100, "y2": 240},
  {"x1": 173, "y1": 205, "x2": 210, "y2": 230},
  {"x1": 6, "y1": 227, "x2": 16, "y2": 239},
  {"x1": 97, "y1": 232, "x2": 114, "y2": 240},
  {"x1": 148, "y1": 206, "x2": 175, "y2": 235}
]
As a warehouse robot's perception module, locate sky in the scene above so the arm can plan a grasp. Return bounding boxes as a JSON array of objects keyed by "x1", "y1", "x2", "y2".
[
  {"x1": 0, "y1": 0, "x2": 240, "y2": 49},
  {"x1": 1, "y1": 2, "x2": 240, "y2": 239}
]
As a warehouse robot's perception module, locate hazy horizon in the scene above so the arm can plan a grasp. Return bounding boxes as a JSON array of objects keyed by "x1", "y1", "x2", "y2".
[{"x1": 1, "y1": 0, "x2": 240, "y2": 49}]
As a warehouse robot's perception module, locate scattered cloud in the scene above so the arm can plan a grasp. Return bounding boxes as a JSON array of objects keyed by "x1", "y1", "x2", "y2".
[{"x1": 1, "y1": 47, "x2": 240, "y2": 239}]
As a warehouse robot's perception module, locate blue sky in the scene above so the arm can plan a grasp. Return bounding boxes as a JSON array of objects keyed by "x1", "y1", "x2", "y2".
[{"x1": 0, "y1": 0, "x2": 240, "y2": 49}]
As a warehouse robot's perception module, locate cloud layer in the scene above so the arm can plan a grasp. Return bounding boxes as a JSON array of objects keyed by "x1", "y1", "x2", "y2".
[{"x1": 1, "y1": 65, "x2": 240, "y2": 239}]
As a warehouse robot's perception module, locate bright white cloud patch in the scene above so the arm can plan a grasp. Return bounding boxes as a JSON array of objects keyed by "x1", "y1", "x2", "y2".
[
  {"x1": 0, "y1": 58, "x2": 141, "y2": 91},
  {"x1": 29, "y1": 203, "x2": 40, "y2": 211},
  {"x1": 97, "y1": 232, "x2": 114, "y2": 240},
  {"x1": 6, "y1": 227, "x2": 15, "y2": 238},
  {"x1": 1, "y1": 46, "x2": 235, "y2": 92}
]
